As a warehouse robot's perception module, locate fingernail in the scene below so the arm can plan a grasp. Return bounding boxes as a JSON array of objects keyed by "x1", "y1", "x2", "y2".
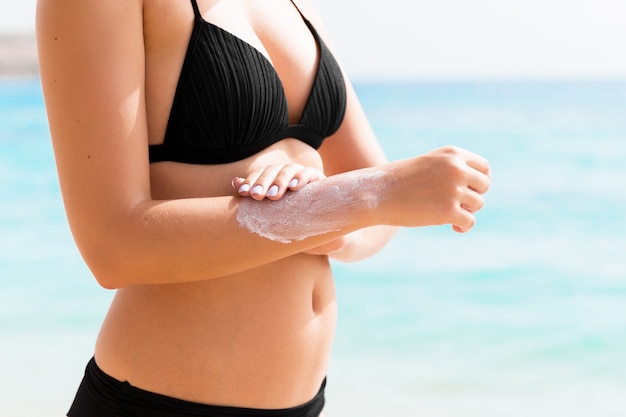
[
  {"x1": 231, "y1": 178, "x2": 238, "y2": 190},
  {"x1": 288, "y1": 179, "x2": 299, "y2": 188},
  {"x1": 250, "y1": 185, "x2": 264, "y2": 195},
  {"x1": 267, "y1": 185, "x2": 279, "y2": 197},
  {"x1": 238, "y1": 183, "x2": 250, "y2": 193}
]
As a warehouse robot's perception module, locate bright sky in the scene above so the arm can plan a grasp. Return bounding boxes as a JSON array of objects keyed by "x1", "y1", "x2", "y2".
[
  {"x1": 0, "y1": 0, "x2": 36, "y2": 33},
  {"x1": 2, "y1": 0, "x2": 626, "y2": 80},
  {"x1": 315, "y1": 0, "x2": 626, "y2": 80}
]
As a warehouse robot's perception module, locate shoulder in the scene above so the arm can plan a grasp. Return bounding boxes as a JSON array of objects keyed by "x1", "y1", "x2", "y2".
[
  {"x1": 36, "y1": 0, "x2": 145, "y2": 54},
  {"x1": 37, "y1": 0, "x2": 144, "y2": 25},
  {"x1": 37, "y1": 0, "x2": 146, "y2": 98}
]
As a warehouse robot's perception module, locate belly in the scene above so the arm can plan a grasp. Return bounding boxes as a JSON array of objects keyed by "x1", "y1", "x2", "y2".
[{"x1": 94, "y1": 140, "x2": 337, "y2": 408}]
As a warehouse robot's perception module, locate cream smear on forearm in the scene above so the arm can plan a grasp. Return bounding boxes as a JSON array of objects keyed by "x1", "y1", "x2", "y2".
[{"x1": 236, "y1": 170, "x2": 389, "y2": 243}]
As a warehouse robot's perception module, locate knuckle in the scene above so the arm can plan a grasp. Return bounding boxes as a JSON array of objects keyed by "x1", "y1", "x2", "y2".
[
  {"x1": 440, "y1": 145, "x2": 460, "y2": 155},
  {"x1": 484, "y1": 177, "x2": 491, "y2": 193},
  {"x1": 476, "y1": 196, "x2": 485, "y2": 211}
]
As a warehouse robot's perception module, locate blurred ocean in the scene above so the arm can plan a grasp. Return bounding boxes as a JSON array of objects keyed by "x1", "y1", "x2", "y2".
[{"x1": 1, "y1": 78, "x2": 625, "y2": 416}]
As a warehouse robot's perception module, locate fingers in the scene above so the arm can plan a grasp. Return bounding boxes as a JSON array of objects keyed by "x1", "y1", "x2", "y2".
[
  {"x1": 449, "y1": 147, "x2": 489, "y2": 195},
  {"x1": 452, "y1": 221, "x2": 473, "y2": 234},
  {"x1": 232, "y1": 164, "x2": 325, "y2": 200},
  {"x1": 442, "y1": 147, "x2": 490, "y2": 233},
  {"x1": 466, "y1": 150, "x2": 491, "y2": 178},
  {"x1": 303, "y1": 236, "x2": 348, "y2": 256},
  {"x1": 455, "y1": 159, "x2": 488, "y2": 233},
  {"x1": 444, "y1": 187, "x2": 481, "y2": 233},
  {"x1": 460, "y1": 187, "x2": 485, "y2": 214},
  {"x1": 466, "y1": 166, "x2": 491, "y2": 195}
]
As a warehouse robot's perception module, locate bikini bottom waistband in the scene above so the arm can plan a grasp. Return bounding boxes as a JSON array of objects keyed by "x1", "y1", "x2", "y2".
[{"x1": 67, "y1": 357, "x2": 325, "y2": 417}]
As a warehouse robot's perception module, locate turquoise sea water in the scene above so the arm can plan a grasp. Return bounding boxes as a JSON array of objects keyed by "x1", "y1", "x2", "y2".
[{"x1": 1, "y1": 78, "x2": 625, "y2": 416}]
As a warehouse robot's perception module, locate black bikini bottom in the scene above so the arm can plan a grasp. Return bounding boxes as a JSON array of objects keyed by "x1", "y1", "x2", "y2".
[{"x1": 67, "y1": 357, "x2": 325, "y2": 417}]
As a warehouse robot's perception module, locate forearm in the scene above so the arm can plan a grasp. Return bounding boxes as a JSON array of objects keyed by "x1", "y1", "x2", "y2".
[
  {"x1": 74, "y1": 148, "x2": 490, "y2": 288},
  {"x1": 328, "y1": 225, "x2": 399, "y2": 263},
  {"x1": 81, "y1": 168, "x2": 389, "y2": 288}
]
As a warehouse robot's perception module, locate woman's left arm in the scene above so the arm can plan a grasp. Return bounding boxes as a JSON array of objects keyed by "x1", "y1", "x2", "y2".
[
  {"x1": 233, "y1": 1, "x2": 399, "y2": 262},
  {"x1": 309, "y1": 81, "x2": 399, "y2": 262},
  {"x1": 295, "y1": 0, "x2": 400, "y2": 262}
]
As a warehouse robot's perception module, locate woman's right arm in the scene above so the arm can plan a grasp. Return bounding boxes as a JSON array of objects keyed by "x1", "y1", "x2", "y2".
[
  {"x1": 36, "y1": 0, "x2": 333, "y2": 288},
  {"x1": 36, "y1": 0, "x2": 489, "y2": 289}
]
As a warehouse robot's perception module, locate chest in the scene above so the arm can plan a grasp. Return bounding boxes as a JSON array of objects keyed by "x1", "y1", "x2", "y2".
[{"x1": 142, "y1": 0, "x2": 320, "y2": 144}]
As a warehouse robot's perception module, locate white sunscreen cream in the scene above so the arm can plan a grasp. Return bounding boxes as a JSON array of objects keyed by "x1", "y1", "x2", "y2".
[{"x1": 236, "y1": 171, "x2": 389, "y2": 243}]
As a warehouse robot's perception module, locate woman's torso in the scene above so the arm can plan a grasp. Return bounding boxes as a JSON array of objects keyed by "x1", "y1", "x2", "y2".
[{"x1": 94, "y1": 0, "x2": 337, "y2": 409}]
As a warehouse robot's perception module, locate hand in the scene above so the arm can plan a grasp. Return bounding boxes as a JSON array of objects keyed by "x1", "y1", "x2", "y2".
[
  {"x1": 232, "y1": 164, "x2": 325, "y2": 201},
  {"x1": 383, "y1": 146, "x2": 491, "y2": 233},
  {"x1": 234, "y1": 164, "x2": 341, "y2": 254},
  {"x1": 303, "y1": 236, "x2": 349, "y2": 256}
]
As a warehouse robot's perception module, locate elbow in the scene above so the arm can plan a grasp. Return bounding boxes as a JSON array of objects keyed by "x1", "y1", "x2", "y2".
[
  {"x1": 76, "y1": 224, "x2": 156, "y2": 289},
  {"x1": 80, "y1": 244, "x2": 134, "y2": 289},
  {"x1": 76, "y1": 223, "x2": 185, "y2": 289},
  {"x1": 91, "y1": 259, "x2": 126, "y2": 289},
  {"x1": 93, "y1": 273, "x2": 121, "y2": 290},
  {"x1": 68, "y1": 201, "x2": 177, "y2": 288},
  {"x1": 84, "y1": 247, "x2": 161, "y2": 289}
]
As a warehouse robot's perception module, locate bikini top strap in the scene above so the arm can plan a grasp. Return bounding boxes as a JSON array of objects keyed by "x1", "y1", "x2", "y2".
[
  {"x1": 289, "y1": 0, "x2": 309, "y2": 22},
  {"x1": 190, "y1": 0, "x2": 201, "y2": 18}
]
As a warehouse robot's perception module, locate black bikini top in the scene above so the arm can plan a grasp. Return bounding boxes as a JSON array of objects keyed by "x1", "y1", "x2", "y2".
[{"x1": 149, "y1": 0, "x2": 347, "y2": 165}]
